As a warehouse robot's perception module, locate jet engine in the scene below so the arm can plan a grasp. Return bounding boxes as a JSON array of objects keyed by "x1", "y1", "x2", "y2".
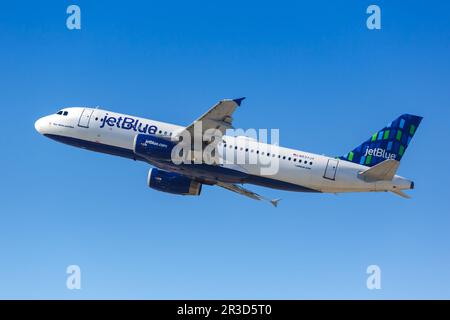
[
  {"x1": 147, "y1": 168, "x2": 202, "y2": 196},
  {"x1": 134, "y1": 134, "x2": 178, "y2": 161}
]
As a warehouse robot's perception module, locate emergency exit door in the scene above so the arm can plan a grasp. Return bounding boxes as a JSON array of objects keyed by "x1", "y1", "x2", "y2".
[
  {"x1": 78, "y1": 108, "x2": 94, "y2": 128},
  {"x1": 324, "y1": 159, "x2": 339, "y2": 180}
]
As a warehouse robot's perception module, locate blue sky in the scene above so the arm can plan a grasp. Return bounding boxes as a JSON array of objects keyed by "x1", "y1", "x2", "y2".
[{"x1": 0, "y1": 0, "x2": 449, "y2": 299}]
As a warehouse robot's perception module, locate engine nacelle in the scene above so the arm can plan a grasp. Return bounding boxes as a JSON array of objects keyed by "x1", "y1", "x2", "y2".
[
  {"x1": 134, "y1": 134, "x2": 177, "y2": 161},
  {"x1": 147, "y1": 168, "x2": 202, "y2": 196}
]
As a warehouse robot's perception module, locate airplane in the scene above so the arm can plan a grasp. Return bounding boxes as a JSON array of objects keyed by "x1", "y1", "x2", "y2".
[{"x1": 34, "y1": 98, "x2": 422, "y2": 206}]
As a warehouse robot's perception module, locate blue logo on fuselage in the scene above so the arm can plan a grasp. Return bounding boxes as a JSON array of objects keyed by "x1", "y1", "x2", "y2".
[{"x1": 100, "y1": 114, "x2": 158, "y2": 134}]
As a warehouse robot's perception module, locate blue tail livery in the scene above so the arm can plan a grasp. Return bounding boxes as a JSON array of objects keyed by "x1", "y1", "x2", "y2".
[{"x1": 340, "y1": 114, "x2": 423, "y2": 167}]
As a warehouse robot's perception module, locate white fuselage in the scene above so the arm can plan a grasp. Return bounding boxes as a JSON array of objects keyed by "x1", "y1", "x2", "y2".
[{"x1": 35, "y1": 107, "x2": 413, "y2": 194}]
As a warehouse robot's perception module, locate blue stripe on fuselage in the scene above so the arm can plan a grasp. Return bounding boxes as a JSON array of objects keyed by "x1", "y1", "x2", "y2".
[
  {"x1": 44, "y1": 133, "x2": 142, "y2": 160},
  {"x1": 44, "y1": 134, "x2": 319, "y2": 193}
]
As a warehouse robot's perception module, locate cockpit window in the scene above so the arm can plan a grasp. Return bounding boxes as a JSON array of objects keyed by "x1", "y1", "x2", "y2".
[
  {"x1": 63, "y1": 111, "x2": 68, "y2": 116},
  {"x1": 56, "y1": 111, "x2": 63, "y2": 115}
]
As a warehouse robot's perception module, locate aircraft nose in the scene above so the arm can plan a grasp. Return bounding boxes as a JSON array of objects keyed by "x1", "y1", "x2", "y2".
[{"x1": 34, "y1": 117, "x2": 46, "y2": 134}]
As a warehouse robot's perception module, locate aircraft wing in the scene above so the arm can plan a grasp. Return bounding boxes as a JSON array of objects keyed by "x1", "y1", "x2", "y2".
[
  {"x1": 182, "y1": 97, "x2": 245, "y2": 138},
  {"x1": 216, "y1": 182, "x2": 280, "y2": 207}
]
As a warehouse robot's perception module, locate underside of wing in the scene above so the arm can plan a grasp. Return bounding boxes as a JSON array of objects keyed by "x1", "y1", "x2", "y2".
[
  {"x1": 216, "y1": 181, "x2": 281, "y2": 207},
  {"x1": 183, "y1": 97, "x2": 245, "y2": 138}
]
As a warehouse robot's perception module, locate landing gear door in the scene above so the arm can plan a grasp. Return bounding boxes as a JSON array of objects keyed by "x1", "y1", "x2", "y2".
[
  {"x1": 78, "y1": 108, "x2": 94, "y2": 128},
  {"x1": 324, "y1": 159, "x2": 339, "y2": 180}
]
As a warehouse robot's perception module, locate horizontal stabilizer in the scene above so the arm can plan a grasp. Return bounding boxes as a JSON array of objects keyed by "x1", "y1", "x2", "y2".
[
  {"x1": 358, "y1": 159, "x2": 400, "y2": 182},
  {"x1": 390, "y1": 189, "x2": 411, "y2": 199}
]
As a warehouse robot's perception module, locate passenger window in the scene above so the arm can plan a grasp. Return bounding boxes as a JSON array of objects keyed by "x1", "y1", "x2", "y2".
[{"x1": 294, "y1": 158, "x2": 297, "y2": 162}]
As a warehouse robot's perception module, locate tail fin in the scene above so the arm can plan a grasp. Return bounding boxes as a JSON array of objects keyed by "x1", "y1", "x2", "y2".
[{"x1": 340, "y1": 114, "x2": 423, "y2": 167}]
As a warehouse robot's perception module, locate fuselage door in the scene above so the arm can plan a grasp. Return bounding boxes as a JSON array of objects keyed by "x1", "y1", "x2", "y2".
[
  {"x1": 324, "y1": 159, "x2": 339, "y2": 180},
  {"x1": 78, "y1": 108, "x2": 94, "y2": 128}
]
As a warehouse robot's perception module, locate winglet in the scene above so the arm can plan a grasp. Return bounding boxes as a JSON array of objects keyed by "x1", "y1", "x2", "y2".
[
  {"x1": 270, "y1": 198, "x2": 281, "y2": 207},
  {"x1": 233, "y1": 97, "x2": 246, "y2": 106}
]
